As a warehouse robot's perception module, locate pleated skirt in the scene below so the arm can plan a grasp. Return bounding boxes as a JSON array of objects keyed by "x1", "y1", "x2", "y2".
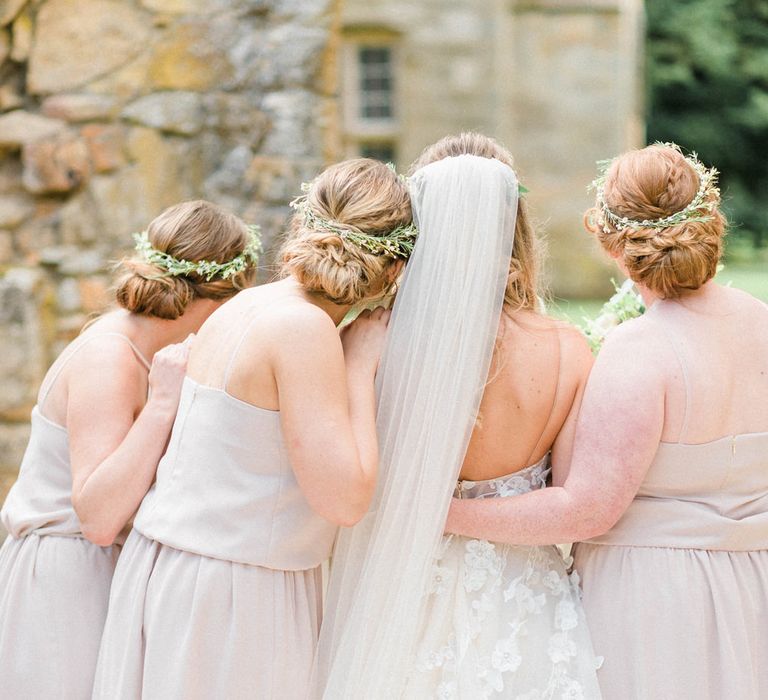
[
  {"x1": 0, "y1": 532, "x2": 118, "y2": 699},
  {"x1": 93, "y1": 530, "x2": 323, "y2": 700},
  {"x1": 573, "y1": 543, "x2": 768, "y2": 700}
]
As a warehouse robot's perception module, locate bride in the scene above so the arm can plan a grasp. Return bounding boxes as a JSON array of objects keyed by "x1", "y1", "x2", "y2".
[{"x1": 314, "y1": 133, "x2": 602, "y2": 699}]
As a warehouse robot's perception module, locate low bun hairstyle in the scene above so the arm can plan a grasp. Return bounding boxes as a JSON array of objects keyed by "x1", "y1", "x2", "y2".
[
  {"x1": 585, "y1": 144, "x2": 726, "y2": 299},
  {"x1": 409, "y1": 132, "x2": 542, "y2": 314},
  {"x1": 116, "y1": 200, "x2": 256, "y2": 320},
  {"x1": 280, "y1": 159, "x2": 413, "y2": 306}
]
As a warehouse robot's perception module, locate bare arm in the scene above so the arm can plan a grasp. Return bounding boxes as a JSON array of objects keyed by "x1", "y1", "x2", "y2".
[
  {"x1": 70, "y1": 339, "x2": 190, "y2": 546},
  {"x1": 275, "y1": 308, "x2": 388, "y2": 527},
  {"x1": 445, "y1": 322, "x2": 666, "y2": 545},
  {"x1": 550, "y1": 329, "x2": 594, "y2": 486}
]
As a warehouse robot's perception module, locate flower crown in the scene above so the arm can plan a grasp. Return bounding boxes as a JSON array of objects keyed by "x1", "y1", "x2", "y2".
[
  {"x1": 132, "y1": 224, "x2": 261, "y2": 281},
  {"x1": 591, "y1": 142, "x2": 720, "y2": 233},
  {"x1": 289, "y1": 181, "x2": 418, "y2": 260}
]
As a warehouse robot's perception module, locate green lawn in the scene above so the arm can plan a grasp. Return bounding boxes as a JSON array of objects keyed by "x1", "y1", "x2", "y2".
[{"x1": 552, "y1": 261, "x2": 767, "y2": 326}]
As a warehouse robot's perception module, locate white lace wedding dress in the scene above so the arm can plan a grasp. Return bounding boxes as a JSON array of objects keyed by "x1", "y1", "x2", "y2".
[{"x1": 404, "y1": 457, "x2": 603, "y2": 700}]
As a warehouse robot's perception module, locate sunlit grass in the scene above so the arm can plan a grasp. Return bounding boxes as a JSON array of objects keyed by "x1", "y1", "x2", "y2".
[{"x1": 551, "y1": 261, "x2": 767, "y2": 326}]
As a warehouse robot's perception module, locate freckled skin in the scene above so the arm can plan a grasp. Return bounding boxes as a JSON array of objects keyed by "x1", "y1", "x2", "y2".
[
  {"x1": 460, "y1": 309, "x2": 593, "y2": 483},
  {"x1": 447, "y1": 282, "x2": 768, "y2": 546}
]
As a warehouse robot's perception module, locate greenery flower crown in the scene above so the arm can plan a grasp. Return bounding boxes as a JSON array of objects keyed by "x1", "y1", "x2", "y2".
[
  {"x1": 132, "y1": 224, "x2": 262, "y2": 281},
  {"x1": 591, "y1": 142, "x2": 720, "y2": 233},
  {"x1": 289, "y1": 181, "x2": 418, "y2": 260}
]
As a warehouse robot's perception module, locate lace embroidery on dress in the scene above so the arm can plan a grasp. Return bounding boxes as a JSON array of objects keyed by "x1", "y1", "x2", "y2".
[{"x1": 407, "y1": 460, "x2": 603, "y2": 700}]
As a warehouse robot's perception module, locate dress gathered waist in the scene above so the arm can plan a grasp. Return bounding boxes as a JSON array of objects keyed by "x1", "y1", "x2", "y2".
[{"x1": 584, "y1": 495, "x2": 768, "y2": 551}]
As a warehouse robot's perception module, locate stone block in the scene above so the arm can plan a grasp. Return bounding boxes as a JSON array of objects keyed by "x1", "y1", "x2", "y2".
[
  {"x1": 9, "y1": 6, "x2": 30, "y2": 62},
  {"x1": 0, "y1": 83, "x2": 23, "y2": 112},
  {"x1": 237, "y1": 25, "x2": 327, "y2": 90},
  {"x1": 148, "y1": 23, "x2": 232, "y2": 91},
  {"x1": 0, "y1": 26, "x2": 9, "y2": 63},
  {"x1": 81, "y1": 124, "x2": 125, "y2": 173},
  {"x1": 0, "y1": 0, "x2": 26, "y2": 27},
  {"x1": 41, "y1": 94, "x2": 119, "y2": 122},
  {"x1": 13, "y1": 217, "x2": 59, "y2": 260},
  {"x1": 202, "y1": 92, "x2": 270, "y2": 144},
  {"x1": 261, "y1": 90, "x2": 322, "y2": 158},
  {"x1": 57, "y1": 277, "x2": 81, "y2": 313},
  {"x1": 122, "y1": 91, "x2": 204, "y2": 135},
  {"x1": 0, "y1": 193, "x2": 33, "y2": 228},
  {"x1": 0, "y1": 228, "x2": 12, "y2": 263},
  {"x1": 27, "y1": 0, "x2": 151, "y2": 94},
  {"x1": 57, "y1": 248, "x2": 106, "y2": 276},
  {"x1": 0, "y1": 268, "x2": 49, "y2": 418},
  {"x1": 245, "y1": 155, "x2": 322, "y2": 204},
  {"x1": 139, "y1": 0, "x2": 218, "y2": 12},
  {"x1": 22, "y1": 133, "x2": 91, "y2": 194},
  {"x1": 0, "y1": 110, "x2": 67, "y2": 148},
  {"x1": 57, "y1": 192, "x2": 101, "y2": 245}
]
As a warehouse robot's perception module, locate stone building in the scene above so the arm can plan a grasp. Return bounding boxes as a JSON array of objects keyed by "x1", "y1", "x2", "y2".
[
  {"x1": 0, "y1": 0, "x2": 642, "y2": 514},
  {"x1": 338, "y1": 0, "x2": 644, "y2": 296}
]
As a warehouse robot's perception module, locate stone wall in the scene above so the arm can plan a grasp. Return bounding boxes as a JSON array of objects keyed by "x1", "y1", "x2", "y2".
[{"x1": 0, "y1": 0, "x2": 337, "y2": 511}]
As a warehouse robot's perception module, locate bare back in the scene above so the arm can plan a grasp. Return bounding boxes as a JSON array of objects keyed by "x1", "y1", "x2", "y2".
[
  {"x1": 647, "y1": 284, "x2": 768, "y2": 444},
  {"x1": 460, "y1": 310, "x2": 593, "y2": 482}
]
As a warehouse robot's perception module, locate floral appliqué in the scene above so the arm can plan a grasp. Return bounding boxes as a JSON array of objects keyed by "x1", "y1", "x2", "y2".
[{"x1": 407, "y1": 459, "x2": 602, "y2": 699}]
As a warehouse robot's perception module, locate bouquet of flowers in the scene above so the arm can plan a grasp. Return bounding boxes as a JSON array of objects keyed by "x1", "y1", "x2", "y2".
[{"x1": 582, "y1": 279, "x2": 646, "y2": 353}]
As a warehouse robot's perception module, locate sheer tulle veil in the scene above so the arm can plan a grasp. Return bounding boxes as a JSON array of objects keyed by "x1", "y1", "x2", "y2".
[{"x1": 314, "y1": 154, "x2": 519, "y2": 699}]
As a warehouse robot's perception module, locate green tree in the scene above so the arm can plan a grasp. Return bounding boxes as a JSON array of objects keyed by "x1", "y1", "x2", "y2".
[{"x1": 646, "y1": 0, "x2": 768, "y2": 247}]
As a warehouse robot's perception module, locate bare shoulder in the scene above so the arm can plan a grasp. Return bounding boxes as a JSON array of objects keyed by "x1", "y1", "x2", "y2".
[
  {"x1": 594, "y1": 313, "x2": 671, "y2": 386},
  {"x1": 266, "y1": 300, "x2": 339, "y2": 346},
  {"x1": 64, "y1": 334, "x2": 147, "y2": 407}
]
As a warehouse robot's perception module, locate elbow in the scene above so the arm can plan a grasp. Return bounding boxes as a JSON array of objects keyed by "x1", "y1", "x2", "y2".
[
  {"x1": 80, "y1": 521, "x2": 120, "y2": 547},
  {"x1": 323, "y1": 473, "x2": 376, "y2": 528},
  {"x1": 326, "y1": 494, "x2": 371, "y2": 528},
  {"x1": 73, "y1": 496, "x2": 121, "y2": 547},
  {"x1": 573, "y1": 505, "x2": 623, "y2": 542}
]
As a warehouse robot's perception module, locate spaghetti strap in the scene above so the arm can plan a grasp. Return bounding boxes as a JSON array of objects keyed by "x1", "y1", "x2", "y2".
[
  {"x1": 221, "y1": 311, "x2": 265, "y2": 391},
  {"x1": 38, "y1": 332, "x2": 151, "y2": 410},
  {"x1": 659, "y1": 327, "x2": 692, "y2": 441}
]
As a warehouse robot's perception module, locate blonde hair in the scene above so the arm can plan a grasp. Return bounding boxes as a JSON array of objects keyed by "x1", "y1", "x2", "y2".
[
  {"x1": 280, "y1": 158, "x2": 412, "y2": 305},
  {"x1": 409, "y1": 132, "x2": 542, "y2": 314},
  {"x1": 586, "y1": 144, "x2": 726, "y2": 298},
  {"x1": 115, "y1": 200, "x2": 256, "y2": 319}
]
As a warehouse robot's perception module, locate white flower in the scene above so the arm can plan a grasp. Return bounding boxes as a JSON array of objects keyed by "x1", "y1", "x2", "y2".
[
  {"x1": 463, "y1": 540, "x2": 501, "y2": 591},
  {"x1": 554, "y1": 600, "x2": 579, "y2": 631},
  {"x1": 503, "y1": 578, "x2": 546, "y2": 615},
  {"x1": 548, "y1": 633, "x2": 578, "y2": 664},
  {"x1": 561, "y1": 680, "x2": 585, "y2": 700},
  {"x1": 436, "y1": 681, "x2": 458, "y2": 700},
  {"x1": 430, "y1": 565, "x2": 454, "y2": 596},
  {"x1": 465, "y1": 540, "x2": 499, "y2": 569},
  {"x1": 491, "y1": 637, "x2": 522, "y2": 673},
  {"x1": 542, "y1": 570, "x2": 565, "y2": 595},
  {"x1": 464, "y1": 565, "x2": 489, "y2": 592}
]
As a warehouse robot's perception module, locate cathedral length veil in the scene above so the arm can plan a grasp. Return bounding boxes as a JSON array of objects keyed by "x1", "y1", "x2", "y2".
[{"x1": 314, "y1": 154, "x2": 519, "y2": 699}]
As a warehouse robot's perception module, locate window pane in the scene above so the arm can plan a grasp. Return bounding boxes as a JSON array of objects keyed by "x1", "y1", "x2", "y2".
[
  {"x1": 358, "y1": 45, "x2": 393, "y2": 122},
  {"x1": 360, "y1": 142, "x2": 396, "y2": 163}
]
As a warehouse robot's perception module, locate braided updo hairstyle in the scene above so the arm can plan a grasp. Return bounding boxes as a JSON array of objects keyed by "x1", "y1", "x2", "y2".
[
  {"x1": 409, "y1": 132, "x2": 542, "y2": 313},
  {"x1": 280, "y1": 158, "x2": 413, "y2": 305},
  {"x1": 115, "y1": 200, "x2": 256, "y2": 319},
  {"x1": 586, "y1": 144, "x2": 726, "y2": 298}
]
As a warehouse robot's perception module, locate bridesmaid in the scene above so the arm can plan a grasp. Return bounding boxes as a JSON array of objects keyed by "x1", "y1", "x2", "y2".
[
  {"x1": 0, "y1": 200, "x2": 258, "y2": 699},
  {"x1": 444, "y1": 143, "x2": 768, "y2": 698},
  {"x1": 92, "y1": 158, "x2": 415, "y2": 699}
]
